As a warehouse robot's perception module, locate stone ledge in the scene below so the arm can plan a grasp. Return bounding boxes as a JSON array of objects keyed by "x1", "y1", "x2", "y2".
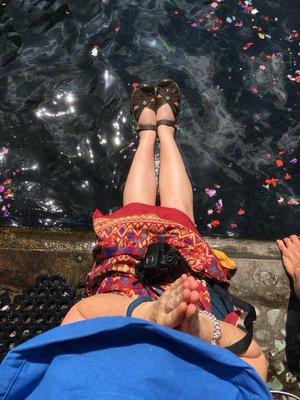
[
  {"x1": 0, "y1": 227, "x2": 289, "y2": 307},
  {"x1": 0, "y1": 227, "x2": 281, "y2": 257}
]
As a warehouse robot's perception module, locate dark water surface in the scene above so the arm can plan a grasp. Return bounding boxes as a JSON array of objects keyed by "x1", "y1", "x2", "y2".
[{"x1": 0, "y1": 0, "x2": 299, "y2": 238}]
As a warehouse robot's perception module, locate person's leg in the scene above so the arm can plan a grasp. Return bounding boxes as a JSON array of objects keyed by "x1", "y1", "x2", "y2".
[
  {"x1": 61, "y1": 275, "x2": 197, "y2": 327},
  {"x1": 123, "y1": 107, "x2": 157, "y2": 206},
  {"x1": 156, "y1": 103, "x2": 195, "y2": 222}
]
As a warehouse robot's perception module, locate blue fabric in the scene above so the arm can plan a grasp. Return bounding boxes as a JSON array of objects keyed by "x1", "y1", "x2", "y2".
[{"x1": 0, "y1": 317, "x2": 271, "y2": 400}]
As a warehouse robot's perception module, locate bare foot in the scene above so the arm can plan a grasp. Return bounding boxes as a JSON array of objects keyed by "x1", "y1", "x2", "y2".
[
  {"x1": 133, "y1": 274, "x2": 199, "y2": 328},
  {"x1": 276, "y1": 235, "x2": 300, "y2": 299}
]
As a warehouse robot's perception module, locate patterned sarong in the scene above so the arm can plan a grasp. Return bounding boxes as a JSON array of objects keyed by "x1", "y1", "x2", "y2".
[{"x1": 87, "y1": 202, "x2": 238, "y2": 323}]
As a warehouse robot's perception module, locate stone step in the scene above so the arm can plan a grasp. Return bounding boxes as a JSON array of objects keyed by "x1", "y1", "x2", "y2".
[{"x1": 0, "y1": 228, "x2": 289, "y2": 303}]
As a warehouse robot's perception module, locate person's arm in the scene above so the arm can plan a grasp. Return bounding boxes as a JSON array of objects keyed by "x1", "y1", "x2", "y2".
[
  {"x1": 61, "y1": 293, "x2": 268, "y2": 381},
  {"x1": 61, "y1": 293, "x2": 137, "y2": 325},
  {"x1": 197, "y1": 316, "x2": 268, "y2": 381}
]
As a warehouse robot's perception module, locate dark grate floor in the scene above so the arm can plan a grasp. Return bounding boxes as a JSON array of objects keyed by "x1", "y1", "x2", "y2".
[{"x1": 0, "y1": 275, "x2": 87, "y2": 361}]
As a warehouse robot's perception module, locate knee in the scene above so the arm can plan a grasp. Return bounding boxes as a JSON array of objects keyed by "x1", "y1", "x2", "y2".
[{"x1": 162, "y1": 200, "x2": 195, "y2": 223}]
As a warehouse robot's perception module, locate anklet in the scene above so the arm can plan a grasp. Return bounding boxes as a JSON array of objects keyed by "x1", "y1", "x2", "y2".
[{"x1": 198, "y1": 310, "x2": 222, "y2": 345}]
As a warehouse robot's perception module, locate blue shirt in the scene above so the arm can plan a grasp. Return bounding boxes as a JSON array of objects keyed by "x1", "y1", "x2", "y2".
[{"x1": 0, "y1": 317, "x2": 271, "y2": 400}]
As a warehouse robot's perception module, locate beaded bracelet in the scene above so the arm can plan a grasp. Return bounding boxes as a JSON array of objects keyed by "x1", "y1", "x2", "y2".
[{"x1": 198, "y1": 310, "x2": 222, "y2": 345}]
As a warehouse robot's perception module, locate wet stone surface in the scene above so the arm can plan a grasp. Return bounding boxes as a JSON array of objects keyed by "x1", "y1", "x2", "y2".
[
  {"x1": 0, "y1": 0, "x2": 299, "y2": 238},
  {"x1": 254, "y1": 304, "x2": 300, "y2": 395}
]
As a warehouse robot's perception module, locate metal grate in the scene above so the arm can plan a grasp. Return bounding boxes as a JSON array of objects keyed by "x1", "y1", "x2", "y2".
[{"x1": 0, "y1": 275, "x2": 87, "y2": 361}]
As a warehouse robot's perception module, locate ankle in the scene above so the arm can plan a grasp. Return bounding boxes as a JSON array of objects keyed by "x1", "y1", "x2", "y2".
[
  {"x1": 157, "y1": 126, "x2": 175, "y2": 141},
  {"x1": 138, "y1": 130, "x2": 157, "y2": 142}
]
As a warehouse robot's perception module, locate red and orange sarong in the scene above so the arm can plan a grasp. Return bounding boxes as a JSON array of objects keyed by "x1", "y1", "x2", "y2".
[{"x1": 87, "y1": 202, "x2": 239, "y2": 324}]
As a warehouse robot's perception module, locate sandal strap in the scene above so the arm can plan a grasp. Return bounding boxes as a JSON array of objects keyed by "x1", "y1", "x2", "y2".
[
  {"x1": 156, "y1": 98, "x2": 179, "y2": 122},
  {"x1": 134, "y1": 100, "x2": 157, "y2": 123},
  {"x1": 156, "y1": 80, "x2": 180, "y2": 122},
  {"x1": 132, "y1": 86, "x2": 157, "y2": 124},
  {"x1": 126, "y1": 296, "x2": 153, "y2": 317},
  {"x1": 136, "y1": 124, "x2": 157, "y2": 133},
  {"x1": 157, "y1": 119, "x2": 177, "y2": 128}
]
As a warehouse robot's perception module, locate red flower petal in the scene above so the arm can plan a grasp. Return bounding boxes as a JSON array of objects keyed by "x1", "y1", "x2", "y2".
[
  {"x1": 287, "y1": 199, "x2": 299, "y2": 206},
  {"x1": 211, "y1": 219, "x2": 220, "y2": 228},
  {"x1": 275, "y1": 159, "x2": 284, "y2": 167},
  {"x1": 265, "y1": 178, "x2": 279, "y2": 187},
  {"x1": 237, "y1": 208, "x2": 245, "y2": 216}
]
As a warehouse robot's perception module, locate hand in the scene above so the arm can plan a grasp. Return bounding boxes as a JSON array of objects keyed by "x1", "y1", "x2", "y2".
[{"x1": 276, "y1": 235, "x2": 300, "y2": 299}]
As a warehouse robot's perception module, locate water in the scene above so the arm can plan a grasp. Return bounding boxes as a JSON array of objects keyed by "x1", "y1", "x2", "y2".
[{"x1": 0, "y1": 0, "x2": 299, "y2": 238}]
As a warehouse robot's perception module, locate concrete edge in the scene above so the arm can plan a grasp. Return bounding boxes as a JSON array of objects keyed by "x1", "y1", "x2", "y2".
[
  {"x1": 0, "y1": 227, "x2": 282, "y2": 259},
  {"x1": 0, "y1": 227, "x2": 289, "y2": 307}
]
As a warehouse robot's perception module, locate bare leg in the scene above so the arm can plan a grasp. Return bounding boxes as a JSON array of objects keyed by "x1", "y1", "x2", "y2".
[
  {"x1": 156, "y1": 103, "x2": 195, "y2": 222},
  {"x1": 61, "y1": 275, "x2": 197, "y2": 328},
  {"x1": 123, "y1": 106, "x2": 157, "y2": 206}
]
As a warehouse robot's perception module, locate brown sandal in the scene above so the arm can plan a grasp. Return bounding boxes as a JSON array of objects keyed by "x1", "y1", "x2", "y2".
[
  {"x1": 131, "y1": 83, "x2": 157, "y2": 133},
  {"x1": 155, "y1": 78, "x2": 181, "y2": 130}
]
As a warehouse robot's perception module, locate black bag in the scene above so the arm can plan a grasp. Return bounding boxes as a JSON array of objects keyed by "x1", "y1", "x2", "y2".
[{"x1": 135, "y1": 242, "x2": 256, "y2": 356}]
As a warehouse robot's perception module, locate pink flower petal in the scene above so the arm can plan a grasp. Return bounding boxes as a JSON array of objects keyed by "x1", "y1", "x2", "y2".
[{"x1": 205, "y1": 188, "x2": 217, "y2": 197}]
